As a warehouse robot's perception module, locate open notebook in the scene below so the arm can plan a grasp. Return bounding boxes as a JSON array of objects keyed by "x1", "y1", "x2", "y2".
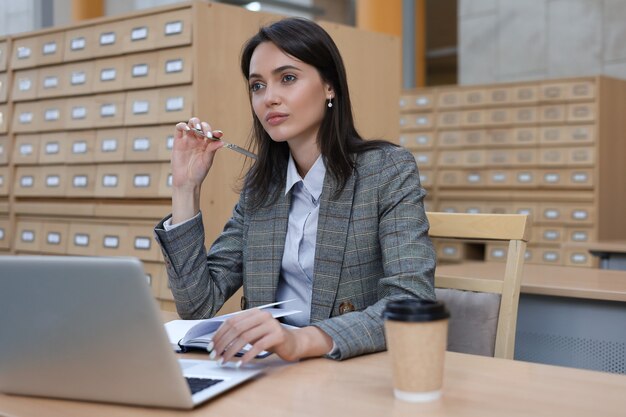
[{"x1": 0, "y1": 256, "x2": 265, "y2": 409}]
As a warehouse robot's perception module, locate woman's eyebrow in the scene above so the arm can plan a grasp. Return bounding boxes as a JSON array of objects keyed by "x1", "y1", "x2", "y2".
[{"x1": 249, "y1": 65, "x2": 302, "y2": 79}]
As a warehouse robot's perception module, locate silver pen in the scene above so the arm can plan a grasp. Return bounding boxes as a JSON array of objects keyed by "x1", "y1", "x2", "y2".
[{"x1": 190, "y1": 127, "x2": 257, "y2": 160}]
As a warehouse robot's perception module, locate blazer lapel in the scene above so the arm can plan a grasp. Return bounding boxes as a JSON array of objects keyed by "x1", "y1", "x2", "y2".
[
  {"x1": 244, "y1": 190, "x2": 291, "y2": 307},
  {"x1": 310, "y1": 169, "x2": 356, "y2": 323}
]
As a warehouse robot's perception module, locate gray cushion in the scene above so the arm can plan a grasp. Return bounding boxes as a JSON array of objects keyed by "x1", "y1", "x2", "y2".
[{"x1": 435, "y1": 288, "x2": 501, "y2": 357}]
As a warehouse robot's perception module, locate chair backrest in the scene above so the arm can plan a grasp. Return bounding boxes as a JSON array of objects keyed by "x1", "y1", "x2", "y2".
[{"x1": 426, "y1": 212, "x2": 530, "y2": 359}]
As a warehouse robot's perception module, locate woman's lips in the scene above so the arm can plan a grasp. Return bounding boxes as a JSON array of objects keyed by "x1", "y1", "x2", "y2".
[{"x1": 265, "y1": 113, "x2": 289, "y2": 126}]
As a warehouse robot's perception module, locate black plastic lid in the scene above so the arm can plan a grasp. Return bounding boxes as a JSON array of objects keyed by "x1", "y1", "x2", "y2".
[{"x1": 382, "y1": 299, "x2": 450, "y2": 322}]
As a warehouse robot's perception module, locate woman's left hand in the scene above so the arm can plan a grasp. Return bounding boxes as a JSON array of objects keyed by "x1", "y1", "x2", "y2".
[{"x1": 211, "y1": 308, "x2": 334, "y2": 365}]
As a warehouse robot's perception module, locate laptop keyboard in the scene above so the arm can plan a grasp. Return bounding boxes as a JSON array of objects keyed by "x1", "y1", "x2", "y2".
[{"x1": 185, "y1": 377, "x2": 224, "y2": 395}]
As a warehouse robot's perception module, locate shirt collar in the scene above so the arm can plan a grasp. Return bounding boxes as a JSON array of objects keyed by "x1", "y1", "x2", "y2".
[{"x1": 285, "y1": 153, "x2": 326, "y2": 201}]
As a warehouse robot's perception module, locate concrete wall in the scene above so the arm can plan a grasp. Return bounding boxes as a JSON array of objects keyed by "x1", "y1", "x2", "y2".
[
  {"x1": 459, "y1": 0, "x2": 626, "y2": 84},
  {"x1": 0, "y1": 0, "x2": 39, "y2": 36}
]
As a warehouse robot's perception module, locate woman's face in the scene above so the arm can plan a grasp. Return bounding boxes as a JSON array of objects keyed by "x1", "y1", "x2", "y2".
[{"x1": 248, "y1": 41, "x2": 333, "y2": 149}]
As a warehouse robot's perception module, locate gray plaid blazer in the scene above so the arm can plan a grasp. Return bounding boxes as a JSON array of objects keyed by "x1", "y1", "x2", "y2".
[{"x1": 154, "y1": 145, "x2": 436, "y2": 360}]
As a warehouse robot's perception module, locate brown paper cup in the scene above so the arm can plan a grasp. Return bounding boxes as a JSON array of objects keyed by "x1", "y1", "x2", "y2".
[{"x1": 383, "y1": 299, "x2": 449, "y2": 402}]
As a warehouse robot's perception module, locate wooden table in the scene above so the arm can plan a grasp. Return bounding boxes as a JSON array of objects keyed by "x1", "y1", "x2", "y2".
[
  {"x1": 564, "y1": 240, "x2": 626, "y2": 270},
  {"x1": 437, "y1": 261, "x2": 626, "y2": 302},
  {"x1": 437, "y1": 261, "x2": 626, "y2": 374},
  {"x1": 1, "y1": 350, "x2": 625, "y2": 417}
]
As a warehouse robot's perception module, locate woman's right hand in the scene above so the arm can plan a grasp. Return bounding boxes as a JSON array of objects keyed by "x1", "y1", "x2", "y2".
[
  {"x1": 170, "y1": 117, "x2": 224, "y2": 224},
  {"x1": 171, "y1": 117, "x2": 224, "y2": 191}
]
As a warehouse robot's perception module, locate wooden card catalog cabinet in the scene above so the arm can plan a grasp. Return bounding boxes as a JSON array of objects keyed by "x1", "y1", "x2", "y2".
[{"x1": 401, "y1": 76, "x2": 626, "y2": 266}]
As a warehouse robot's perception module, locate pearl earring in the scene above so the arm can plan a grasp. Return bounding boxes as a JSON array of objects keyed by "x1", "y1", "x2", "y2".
[{"x1": 327, "y1": 97, "x2": 333, "y2": 108}]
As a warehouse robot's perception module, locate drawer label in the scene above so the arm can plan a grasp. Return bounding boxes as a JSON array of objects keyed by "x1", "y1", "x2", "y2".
[
  {"x1": 442, "y1": 246, "x2": 457, "y2": 256},
  {"x1": 73, "y1": 175, "x2": 88, "y2": 188},
  {"x1": 72, "y1": 106, "x2": 87, "y2": 120},
  {"x1": 491, "y1": 172, "x2": 506, "y2": 182},
  {"x1": 133, "y1": 174, "x2": 151, "y2": 187},
  {"x1": 45, "y1": 175, "x2": 60, "y2": 187},
  {"x1": 71, "y1": 71, "x2": 86, "y2": 85},
  {"x1": 17, "y1": 46, "x2": 32, "y2": 59},
  {"x1": 74, "y1": 234, "x2": 89, "y2": 246},
  {"x1": 101, "y1": 138, "x2": 118, "y2": 152},
  {"x1": 544, "y1": 173, "x2": 560, "y2": 183},
  {"x1": 44, "y1": 109, "x2": 60, "y2": 121},
  {"x1": 134, "y1": 237, "x2": 151, "y2": 250},
  {"x1": 544, "y1": 209, "x2": 560, "y2": 219},
  {"x1": 43, "y1": 76, "x2": 59, "y2": 88},
  {"x1": 19, "y1": 144, "x2": 33, "y2": 155},
  {"x1": 165, "y1": 97, "x2": 184, "y2": 111},
  {"x1": 42, "y1": 41, "x2": 57, "y2": 55},
  {"x1": 72, "y1": 141, "x2": 87, "y2": 154},
  {"x1": 21, "y1": 230, "x2": 35, "y2": 242},
  {"x1": 102, "y1": 174, "x2": 118, "y2": 187},
  {"x1": 132, "y1": 63, "x2": 149, "y2": 77},
  {"x1": 18, "y1": 78, "x2": 32, "y2": 91},
  {"x1": 133, "y1": 137, "x2": 150, "y2": 151},
  {"x1": 466, "y1": 173, "x2": 481, "y2": 183},
  {"x1": 103, "y1": 236, "x2": 119, "y2": 248},
  {"x1": 100, "y1": 104, "x2": 117, "y2": 117},
  {"x1": 543, "y1": 252, "x2": 559, "y2": 262},
  {"x1": 100, "y1": 68, "x2": 117, "y2": 81},
  {"x1": 20, "y1": 176, "x2": 34, "y2": 187},
  {"x1": 132, "y1": 100, "x2": 150, "y2": 114},
  {"x1": 165, "y1": 59, "x2": 184, "y2": 73},
  {"x1": 415, "y1": 154, "x2": 429, "y2": 164},
  {"x1": 543, "y1": 230, "x2": 559, "y2": 240},
  {"x1": 99, "y1": 32, "x2": 116, "y2": 45},
  {"x1": 20, "y1": 111, "x2": 33, "y2": 124},
  {"x1": 416, "y1": 116, "x2": 429, "y2": 125},
  {"x1": 165, "y1": 21, "x2": 183, "y2": 35},
  {"x1": 571, "y1": 172, "x2": 589, "y2": 183},
  {"x1": 47, "y1": 232, "x2": 61, "y2": 244},
  {"x1": 70, "y1": 37, "x2": 86, "y2": 51},
  {"x1": 131, "y1": 27, "x2": 148, "y2": 41}
]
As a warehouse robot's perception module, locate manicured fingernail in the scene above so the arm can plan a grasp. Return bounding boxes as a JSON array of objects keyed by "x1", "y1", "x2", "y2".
[
  {"x1": 209, "y1": 350, "x2": 216, "y2": 360},
  {"x1": 184, "y1": 124, "x2": 191, "y2": 131},
  {"x1": 205, "y1": 131, "x2": 213, "y2": 138},
  {"x1": 206, "y1": 341, "x2": 214, "y2": 352},
  {"x1": 214, "y1": 130, "x2": 223, "y2": 135},
  {"x1": 235, "y1": 360, "x2": 243, "y2": 369},
  {"x1": 217, "y1": 357, "x2": 224, "y2": 366}
]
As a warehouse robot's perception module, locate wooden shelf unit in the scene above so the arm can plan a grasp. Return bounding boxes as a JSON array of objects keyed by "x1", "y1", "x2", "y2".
[
  {"x1": 401, "y1": 76, "x2": 626, "y2": 267},
  {"x1": 0, "y1": 1, "x2": 401, "y2": 309}
]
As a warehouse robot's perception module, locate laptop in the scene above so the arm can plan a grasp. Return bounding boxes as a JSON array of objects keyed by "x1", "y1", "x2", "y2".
[{"x1": 0, "y1": 255, "x2": 263, "y2": 409}]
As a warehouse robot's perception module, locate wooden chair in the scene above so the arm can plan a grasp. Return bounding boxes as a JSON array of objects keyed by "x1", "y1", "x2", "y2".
[{"x1": 426, "y1": 212, "x2": 530, "y2": 359}]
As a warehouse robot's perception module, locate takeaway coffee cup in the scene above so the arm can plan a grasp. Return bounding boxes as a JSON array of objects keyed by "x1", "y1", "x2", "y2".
[{"x1": 382, "y1": 299, "x2": 450, "y2": 402}]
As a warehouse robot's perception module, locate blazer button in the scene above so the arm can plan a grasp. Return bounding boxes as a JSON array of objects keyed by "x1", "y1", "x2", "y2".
[
  {"x1": 339, "y1": 301, "x2": 355, "y2": 315},
  {"x1": 240, "y1": 296, "x2": 247, "y2": 310}
]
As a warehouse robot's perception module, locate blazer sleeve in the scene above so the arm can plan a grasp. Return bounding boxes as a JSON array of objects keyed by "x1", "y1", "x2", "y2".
[
  {"x1": 313, "y1": 147, "x2": 436, "y2": 360},
  {"x1": 153, "y1": 195, "x2": 247, "y2": 319}
]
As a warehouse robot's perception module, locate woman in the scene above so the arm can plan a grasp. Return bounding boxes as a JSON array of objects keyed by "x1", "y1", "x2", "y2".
[{"x1": 154, "y1": 17, "x2": 436, "y2": 364}]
